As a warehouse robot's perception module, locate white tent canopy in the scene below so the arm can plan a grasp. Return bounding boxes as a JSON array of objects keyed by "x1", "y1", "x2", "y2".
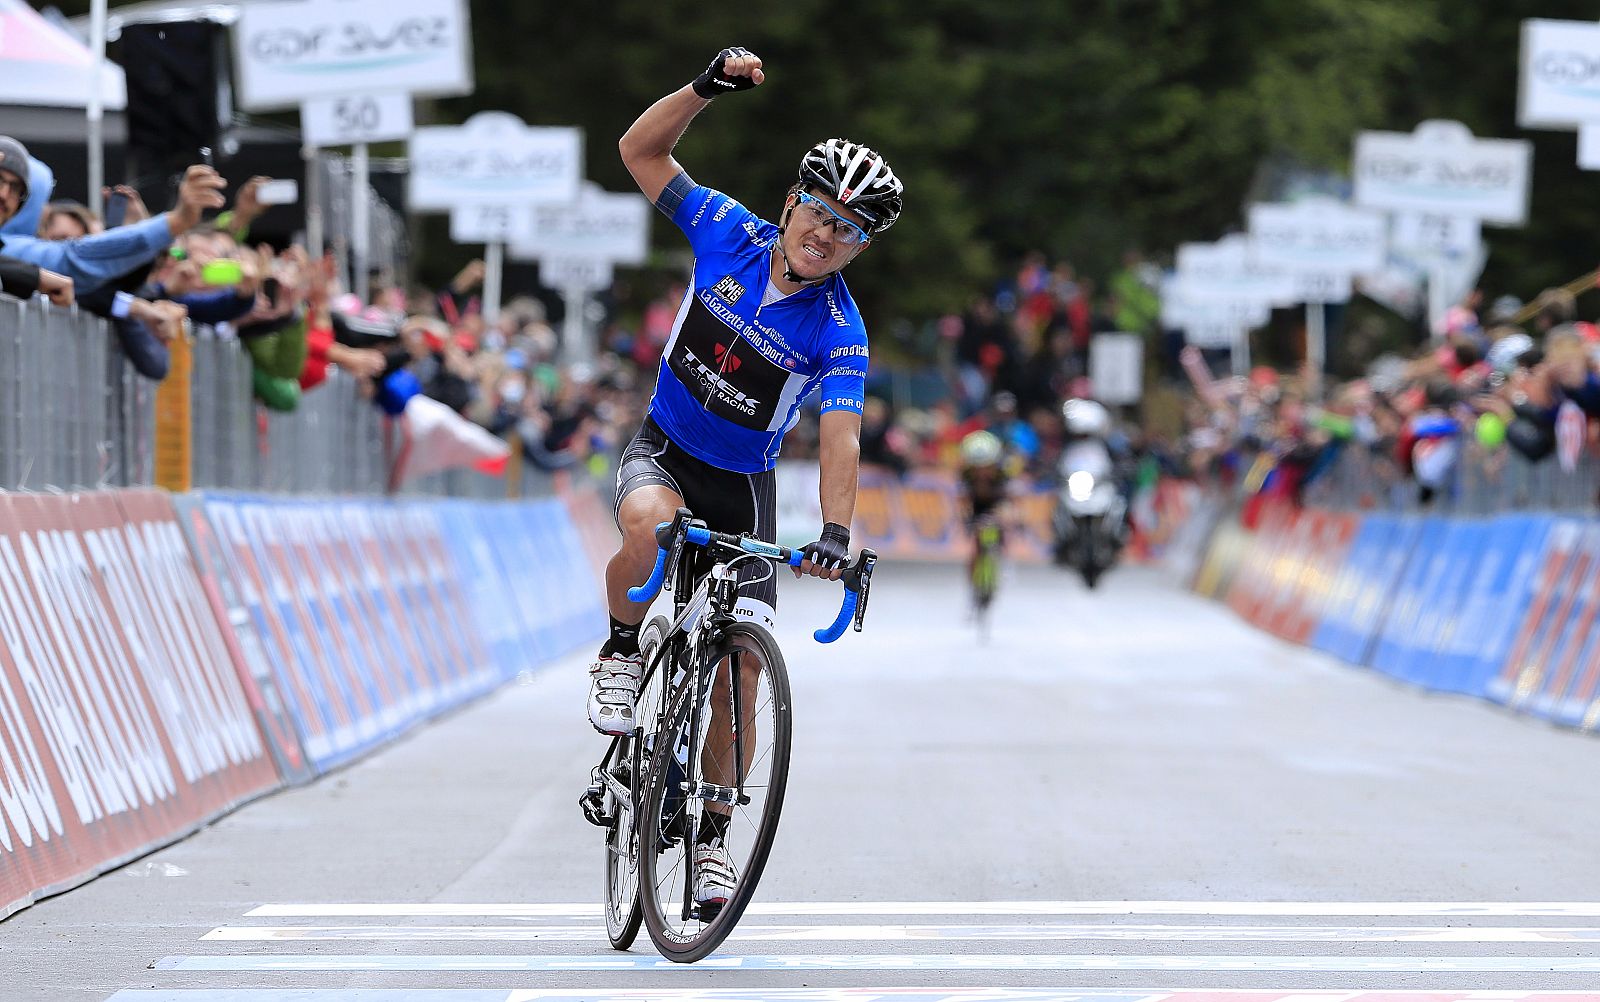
[{"x1": 0, "y1": 0, "x2": 125, "y2": 110}]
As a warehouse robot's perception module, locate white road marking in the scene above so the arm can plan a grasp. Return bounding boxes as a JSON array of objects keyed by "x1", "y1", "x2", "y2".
[
  {"x1": 203, "y1": 923, "x2": 1600, "y2": 943},
  {"x1": 243, "y1": 900, "x2": 1600, "y2": 918},
  {"x1": 151, "y1": 953, "x2": 1600, "y2": 972},
  {"x1": 102, "y1": 991, "x2": 1600, "y2": 1002}
]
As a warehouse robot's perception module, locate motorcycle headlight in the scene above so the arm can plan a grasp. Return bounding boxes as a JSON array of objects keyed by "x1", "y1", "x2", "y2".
[{"x1": 1067, "y1": 471, "x2": 1095, "y2": 502}]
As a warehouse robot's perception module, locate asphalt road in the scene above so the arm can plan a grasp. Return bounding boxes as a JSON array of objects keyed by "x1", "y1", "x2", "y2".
[{"x1": 7, "y1": 560, "x2": 1600, "y2": 1001}]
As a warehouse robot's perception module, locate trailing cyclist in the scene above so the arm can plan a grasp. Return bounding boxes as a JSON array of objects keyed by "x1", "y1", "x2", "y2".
[
  {"x1": 957, "y1": 429, "x2": 1013, "y2": 615},
  {"x1": 593, "y1": 46, "x2": 903, "y2": 911}
]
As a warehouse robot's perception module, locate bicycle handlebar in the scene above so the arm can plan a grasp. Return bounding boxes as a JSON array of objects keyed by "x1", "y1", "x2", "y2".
[
  {"x1": 625, "y1": 545, "x2": 671, "y2": 603},
  {"x1": 813, "y1": 588, "x2": 859, "y2": 644},
  {"x1": 625, "y1": 509, "x2": 876, "y2": 644}
]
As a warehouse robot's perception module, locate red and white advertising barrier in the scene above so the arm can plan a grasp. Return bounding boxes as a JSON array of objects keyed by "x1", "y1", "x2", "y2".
[
  {"x1": 1, "y1": 485, "x2": 611, "y2": 920},
  {"x1": 0, "y1": 491, "x2": 279, "y2": 919}
]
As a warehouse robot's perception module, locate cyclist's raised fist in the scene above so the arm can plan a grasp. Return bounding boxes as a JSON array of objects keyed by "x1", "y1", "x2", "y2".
[{"x1": 692, "y1": 47, "x2": 764, "y2": 99}]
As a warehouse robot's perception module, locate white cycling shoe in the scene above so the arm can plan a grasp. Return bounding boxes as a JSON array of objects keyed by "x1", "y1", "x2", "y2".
[
  {"x1": 692, "y1": 841, "x2": 737, "y2": 915},
  {"x1": 587, "y1": 652, "x2": 643, "y2": 736}
]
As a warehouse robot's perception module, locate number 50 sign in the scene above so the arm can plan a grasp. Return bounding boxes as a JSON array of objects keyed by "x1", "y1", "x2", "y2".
[{"x1": 302, "y1": 93, "x2": 415, "y2": 147}]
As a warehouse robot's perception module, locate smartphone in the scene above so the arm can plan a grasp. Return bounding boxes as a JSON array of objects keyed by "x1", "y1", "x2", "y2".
[
  {"x1": 255, "y1": 179, "x2": 298, "y2": 206},
  {"x1": 103, "y1": 191, "x2": 128, "y2": 228},
  {"x1": 201, "y1": 259, "x2": 243, "y2": 286}
]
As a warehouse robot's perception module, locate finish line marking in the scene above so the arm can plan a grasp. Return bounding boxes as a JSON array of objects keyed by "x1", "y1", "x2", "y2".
[
  {"x1": 204, "y1": 923, "x2": 1600, "y2": 943},
  {"x1": 243, "y1": 900, "x2": 1600, "y2": 919},
  {"x1": 103, "y1": 985, "x2": 1600, "y2": 992},
  {"x1": 151, "y1": 953, "x2": 1600, "y2": 972},
  {"x1": 99, "y1": 991, "x2": 1600, "y2": 1002}
]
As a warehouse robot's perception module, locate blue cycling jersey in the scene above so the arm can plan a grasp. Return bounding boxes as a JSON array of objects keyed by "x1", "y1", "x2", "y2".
[{"x1": 646, "y1": 180, "x2": 869, "y2": 474}]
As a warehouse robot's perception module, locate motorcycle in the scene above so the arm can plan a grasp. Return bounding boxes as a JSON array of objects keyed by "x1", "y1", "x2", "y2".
[{"x1": 1051, "y1": 441, "x2": 1127, "y2": 589}]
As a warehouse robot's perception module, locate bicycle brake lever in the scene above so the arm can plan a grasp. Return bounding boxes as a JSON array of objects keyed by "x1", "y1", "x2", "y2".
[{"x1": 851, "y1": 549, "x2": 877, "y2": 633}]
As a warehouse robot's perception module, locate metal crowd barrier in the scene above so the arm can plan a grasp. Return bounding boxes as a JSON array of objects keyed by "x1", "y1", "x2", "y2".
[
  {"x1": 1302, "y1": 440, "x2": 1600, "y2": 515},
  {"x1": 0, "y1": 295, "x2": 153, "y2": 491},
  {"x1": 0, "y1": 296, "x2": 600, "y2": 500}
]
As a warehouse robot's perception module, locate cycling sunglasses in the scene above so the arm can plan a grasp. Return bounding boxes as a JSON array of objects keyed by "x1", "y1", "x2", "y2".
[{"x1": 794, "y1": 191, "x2": 870, "y2": 246}]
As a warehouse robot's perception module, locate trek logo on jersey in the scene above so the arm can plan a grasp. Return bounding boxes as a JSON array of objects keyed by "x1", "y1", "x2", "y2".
[
  {"x1": 714, "y1": 342, "x2": 742, "y2": 372},
  {"x1": 680, "y1": 345, "x2": 761, "y2": 417},
  {"x1": 711, "y1": 275, "x2": 746, "y2": 305}
]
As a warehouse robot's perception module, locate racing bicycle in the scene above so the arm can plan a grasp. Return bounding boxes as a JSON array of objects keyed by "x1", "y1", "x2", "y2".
[
  {"x1": 970, "y1": 515, "x2": 1003, "y2": 642},
  {"x1": 579, "y1": 508, "x2": 876, "y2": 963}
]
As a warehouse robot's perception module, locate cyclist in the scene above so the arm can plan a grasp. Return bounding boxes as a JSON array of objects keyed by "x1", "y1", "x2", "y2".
[
  {"x1": 592, "y1": 47, "x2": 903, "y2": 911},
  {"x1": 957, "y1": 429, "x2": 1012, "y2": 592}
]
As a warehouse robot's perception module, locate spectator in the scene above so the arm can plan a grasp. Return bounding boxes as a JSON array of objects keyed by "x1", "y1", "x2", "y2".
[
  {"x1": 0, "y1": 137, "x2": 73, "y2": 306},
  {"x1": 0, "y1": 147, "x2": 225, "y2": 295}
]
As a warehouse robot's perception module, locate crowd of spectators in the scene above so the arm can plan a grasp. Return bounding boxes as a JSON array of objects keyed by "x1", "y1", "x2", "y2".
[
  {"x1": 0, "y1": 134, "x2": 644, "y2": 487},
  {"x1": 1179, "y1": 283, "x2": 1600, "y2": 515},
  {"x1": 786, "y1": 249, "x2": 1169, "y2": 485},
  {"x1": 0, "y1": 132, "x2": 1189, "y2": 497}
]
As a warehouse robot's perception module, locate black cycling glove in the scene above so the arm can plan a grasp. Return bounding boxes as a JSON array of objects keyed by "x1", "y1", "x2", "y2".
[
  {"x1": 800, "y1": 522, "x2": 851, "y2": 572},
  {"x1": 692, "y1": 47, "x2": 759, "y2": 99}
]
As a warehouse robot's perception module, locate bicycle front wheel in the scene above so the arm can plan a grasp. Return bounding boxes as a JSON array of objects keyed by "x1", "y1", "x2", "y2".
[
  {"x1": 638, "y1": 622, "x2": 792, "y2": 962},
  {"x1": 603, "y1": 616, "x2": 670, "y2": 950}
]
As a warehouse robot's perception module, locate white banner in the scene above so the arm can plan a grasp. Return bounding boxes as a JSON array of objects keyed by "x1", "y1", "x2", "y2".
[
  {"x1": 1175, "y1": 236, "x2": 1296, "y2": 307},
  {"x1": 301, "y1": 93, "x2": 413, "y2": 148},
  {"x1": 1160, "y1": 270, "x2": 1271, "y2": 330},
  {"x1": 1089, "y1": 333, "x2": 1143, "y2": 405},
  {"x1": 409, "y1": 112, "x2": 582, "y2": 210},
  {"x1": 1183, "y1": 321, "x2": 1241, "y2": 350},
  {"x1": 774, "y1": 461, "x2": 822, "y2": 547},
  {"x1": 511, "y1": 184, "x2": 652, "y2": 266},
  {"x1": 1247, "y1": 198, "x2": 1387, "y2": 275},
  {"x1": 1519, "y1": 19, "x2": 1600, "y2": 129},
  {"x1": 1353, "y1": 120, "x2": 1532, "y2": 226},
  {"x1": 1581, "y1": 125, "x2": 1600, "y2": 171},
  {"x1": 540, "y1": 256, "x2": 614, "y2": 292},
  {"x1": 1290, "y1": 270, "x2": 1353, "y2": 305},
  {"x1": 1391, "y1": 212, "x2": 1482, "y2": 260},
  {"x1": 449, "y1": 204, "x2": 526, "y2": 244},
  {"x1": 235, "y1": 0, "x2": 472, "y2": 111}
]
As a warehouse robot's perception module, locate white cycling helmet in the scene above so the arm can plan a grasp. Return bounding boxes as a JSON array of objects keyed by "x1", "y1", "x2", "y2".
[
  {"x1": 960, "y1": 430, "x2": 1003, "y2": 467},
  {"x1": 1486, "y1": 332, "x2": 1534, "y2": 376},
  {"x1": 1063, "y1": 398, "x2": 1111, "y2": 437},
  {"x1": 798, "y1": 138, "x2": 903, "y2": 235}
]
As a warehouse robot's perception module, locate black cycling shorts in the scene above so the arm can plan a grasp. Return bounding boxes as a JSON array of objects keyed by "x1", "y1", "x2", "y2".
[{"x1": 614, "y1": 417, "x2": 779, "y2": 617}]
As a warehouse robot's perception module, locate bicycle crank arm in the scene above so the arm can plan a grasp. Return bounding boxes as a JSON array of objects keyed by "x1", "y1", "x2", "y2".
[{"x1": 682, "y1": 780, "x2": 752, "y2": 807}]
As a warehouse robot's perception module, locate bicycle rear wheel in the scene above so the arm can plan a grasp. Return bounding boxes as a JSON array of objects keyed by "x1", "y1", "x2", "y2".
[
  {"x1": 603, "y1": 616, "x2": 670, "y2": 950},
  {"x1": 638, "y1": 622, "x2": 791, "y2": 962}
]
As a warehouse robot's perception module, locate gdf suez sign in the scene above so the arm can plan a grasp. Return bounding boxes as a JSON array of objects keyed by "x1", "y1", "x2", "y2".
[
  {"x1": 1353, "y1": 120, "x2": 1531, "y2": 226},
  {"x1": 1520, "y1": 19, "x2": 1600, "y2": 129},
  {"x1": 235, "y1": 0, "x2": 473, "y2": 111}
]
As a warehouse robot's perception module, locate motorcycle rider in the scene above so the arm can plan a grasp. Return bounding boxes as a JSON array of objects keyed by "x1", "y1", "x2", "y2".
[{"x1": 1055, "y1": 398, "x2": 1132, "y2": 556}]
